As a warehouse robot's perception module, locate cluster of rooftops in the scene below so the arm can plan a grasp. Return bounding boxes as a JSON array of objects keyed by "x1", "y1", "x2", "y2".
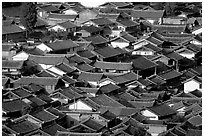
[{"x1": 2, "y1": 2, "x2": 202, "y2": 136}]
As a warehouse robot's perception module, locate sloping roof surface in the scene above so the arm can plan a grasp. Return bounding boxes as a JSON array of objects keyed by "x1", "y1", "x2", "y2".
[
  {"x1": 94, "y1": 61, "x2": 132, "y2": 70},
  {"x1": 47, "y1": 40, "x2": 79, "y2": 51},
  {"x1": 2, "y1": 60, "x2": 24, "y2": 69},
  {"x1": 132, "y1": 56, "x2": 157, "y2": 70}
]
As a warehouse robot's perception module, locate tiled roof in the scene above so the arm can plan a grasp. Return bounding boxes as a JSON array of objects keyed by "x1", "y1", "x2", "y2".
[
  {"x1": 158, "y1": 69, "x2": 182, "y2": 81},
  {"x1": 82, "y1": 118, "x2": 105, "y2": 131},
  {"x1": 99, "y1": 83, "x2": 120, "y2": 94},
  {"x1": 78, "y1": 72, "x2": 104, "y2": 82},
  {"x1": 152, "y1": 25, "x2": 187, "y2": 33},
  {"x1": 144, "y1": 43, "x2": 162, "y2": 52},
  {"x1": 2, "y1": 60, "x2": 24, "y2": 69},
  {"x1": 30, "y1": 109, "x2": 58, "y2": 122},
  {"x1": 117, "y1": 19, "x2": 139, "y2": 27},
  {"x1": 57, "y1": 20, "x2": 77, "y2": 29},
  {"x1": 81, "y1": 25, "x2": 101, "y2": 33},
  {"x1": 147, "y1": 103, "x2": 177, "y2": 117},
  {"x1": 47, "y1": 13, "x2": 77, "y2": 20},
  {"x1": 94, "y1": 60, "x2": 132, "y2": 71},
  {"x1": 2, "y1": 24, "x2": 24, "y2": 35},
  {"x1": 42, "y1": 123, "x2": 69, "y2": 136},
  {"x1": 85, "y1": 35, "x2": 108, "y2": 45},
  {"x1": 62, "y1": 75, "x2": 77, "y2": 84},
  {"x1": 132, "y1": 56, "x2": 157, "y2": 70},
  {"x1": 27, "y1": 95, "x2": 47, "y2": 107},
  {"x1": 187, "y1": 115, "x2": 202, "y2": 127},
  {"x1": 94, "y1": 46, "x2": 123, "y2": 59},
  {"x1": 6, "y1": 119, "x2": 40, "y2": 135},
  {"x1": 148, "y1": 75, "x2": 166, "y2": 85},
  {"x1": 129, "y1": 100, "x2": 154, "y2": 109},
  {"x1": 90, "y1": 17, "x2": 114, "y2": 26},
  {"x1": 39, "y1": 4, "x2": 59, "y2": 12},
  {"x1": 120, "y1": 32, "x2": 137, "y2": 43},
  {"x1": 131, "y1": 9, "x2": 164, "y2": 20},
  {"x1": 11, "y1": 87, "x2": 31, "y2": 98},
  {"x1": 58, "y1": 87, "x2": 83, "y2": 100},
  {"x1": 76, "y1": 63, "x2": 95, "y2": 72},
  {"x1": 55, "y1": 63, "x2": 76, "y2": 74},
  {"x1": 3, "y1": 99, "x2": 30, "y2": 113},
  {"x1": 47, "y1": 40, "x2": 79, "y2": 51},
  {"x1": 89, "y1": 94, "x2": 125, "y2": 107},
  {"x1": 13, "y1": 76, "x2": 60, "y2": 86},
  {"x1": 77, "y1": 50, "x2": 96, "y2": 59}
]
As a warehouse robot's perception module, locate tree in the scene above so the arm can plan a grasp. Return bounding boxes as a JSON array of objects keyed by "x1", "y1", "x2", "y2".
[{"x1": 20, "y1": 2, "x2": 37, "y2": 32}]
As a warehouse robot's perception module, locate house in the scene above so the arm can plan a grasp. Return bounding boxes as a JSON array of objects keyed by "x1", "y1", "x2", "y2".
[
  {"x1": 132, "y1": 56, "x2": 157, "y2": 78},
  {"x1": 116, "y1": 19, "x2": 140, "y2": 33},
  {"x1": 93, "y1": 60, "x2": 132, "y2": 73},
  {"x1": 83, "y1": 17, "x2": 115, "y2": 28},
  {"x1": 141, "y1": 103, "x2": 177, "y2": 120},
  {"x1": 4, "y1": 117, "x2": 40, "y2": 136},
  {"x1": 100, "y1": 2, "x2": 133, "y2": 9},
  {"x1": 98, "y1": 83, "x2": 120, "y2": 95},
  {"x1": 12, "y1": 48, "x2": 44, "y2": 61},
  {"x1": 152, "y1": 24, "x2": 187, "y2": 34},
  {"x1": 37, "y1": 4, "x2": 59, "y2": 18},
  {"x1": 75, "y1": 25, "x2": 102, "y2": 37},
  {"x1": 2, "y1": 99, "x2": 30, "y2": 118},
  {"x1": 131, "y1": 9, "x2": 165, "y2": 24},
  {"x1": 94, "y1": 46, "x2": 125, "y2": 62},
  {"x1": 2, "y1": 23, "x2": 26, "y2": 42},
  {"x1": 47, "y1": 13, "x2": 77, "y2": 25},
  {"x1": 183, "y1": 76, "x2": 202, "y2": 93},
  {"x1": 75, "y1": 9, "x2": 98, "y2": 25},
  {"x1": 158, "y1": 69, "x2": 182, "y2": 86},
  {"x1": 42, "y1": 123, "x2": 69, "y2": 136},
  {"x1": 77, "y1": 72, "x2": 105, "y2": 87},
  {"x1": 68, "y1": 99, "x2": 96, "y2": 111},
  {"x1": 2, "y1": 60, "x2": 24, "y2": 79},
  {"x1": 110, "y1": 36, "x2": 130, "y2": 49},
  {"x1": 36, "y1": 43, "x2": 53, "y2": 53},
  {"x1": 174, "y1": 47, "x2": 195, "y2": 59},
  {"x1": 12, "y1": 76, "x2": 65, "y2": 93},
  {"x1": 2, "y1": 42, "x2": 17, "y2": 60},
  {"x1": 48, "y1": 20, "x2": 77, "y2": 33},
  {"x1": 47, "y1": 40, "x2": 80, "y2": 54},
  {"x1": 50, "y1": 87, "x2": 83, "y2": 104},
  {"x1": 84, "y1": 35, "x2": 108, "y2": 46}
]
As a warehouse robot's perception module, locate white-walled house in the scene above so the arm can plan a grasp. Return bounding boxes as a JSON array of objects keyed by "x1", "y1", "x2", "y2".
[
  {"x1": 183, "y1": 76, "x2": 202, "y2": 93},
  {"x1": 110, "y1": 37, "x2": 130, "y2": 49}
]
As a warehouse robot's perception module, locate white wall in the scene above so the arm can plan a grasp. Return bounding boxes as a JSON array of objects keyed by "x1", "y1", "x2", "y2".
[
  {"x1": 184, "y1": 80, "x2": 201, "y2": 93},
  {"x1": 36, "y1": 43, "x2": 52, "y2": 53},
  {"x1": 48, "y1": 25, "x2": 66, "y2": 32},
  {"x1": 141, "y1": 110, "x2": 158, "y2": 120},
  {"x1": 111, "y1": 42, "x2": 129, "y2": 49},
  {"x1": 69, "y1": 100, "x2": 93, "y2": 111},
  {"x1": 12, "y1": 52, "x2": 29, "y2": 61},
  {"x1": 178, "y1": 53, "x2": 195, "y2": 59},
  {"x1": 62, "y1": 9, "x2": 78, "y2": 15},
  {"x1": 132, "y1": 51, "x2": 154, "y2": 55}
]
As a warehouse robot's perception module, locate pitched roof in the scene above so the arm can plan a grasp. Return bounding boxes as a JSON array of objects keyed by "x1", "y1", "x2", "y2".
[
  {"x1": 81, "y1": 25, "x2": 101, "y2": 33},
  {"x1": 132, "y1": 56, "x2": 157, "y2": 70},
  {"x1": 57, "y1": 87, "x2": 83, "y2": 100},
  {"x1": 2, "y1": 99, "x2": 30, "y2": 113},
  {"x1": 39, "y1": 4, "x2": 59, "y2": 12},
  {"x1": 152, "y1": 24, "x2": 187, "y2": 33},
  {"x1": 77, "y1": 72, "x2": 104, "y2": 82},
  {"x1": 47, "y1": 40, "x2": 79, "y2": 51},
  {"x1": 90, "y1": 17, "x2": 114, "y2": 26},
  {"x1": 144, "y1": 43, "x2": 162, "y2": 52},
  {"x1": 189, "y1": 89, "x2": 202, "y2": 98},
  {"x1": 147, "y1": 103, "x2": 177, "y2": 117},
  {"x1": 42, "y1": 123, "x2": 69, "y2": 136},
  {"x1": 76, "y1": 63, "x2": 95, "y2": 72},
  {"x1": 186, "y1": 129, "x2": 202, "y2": 136},
  {"x1": 110, "y1": 72, "x2": 140, "y2": 85},
  {"x1": 158, "y1": 69, "x2": 182, "y2": 81},
  {"x1": 12, "y1": 76, "x2": 60, "y2": 86},
  {"x1": 2, "y1": 60, "x2": 24, "y2": 69},
  {"x1": 117, "y1": 19, "x2": 139, "y2": 27},
  {"x1": 84, "y1": 35, "x2": 108, "y2": 45},
  {"x1": 11, "y1": 87, "x2": 31, "y2": 98},
  {"x1": 6, "y1": 120, "x2": 40, "y2": 135},
  {"x1": 131, "y1": 9, "x2": 164, "y2": 20},
  {"x1": 120, "y1": 32, "x2": 137, "y2": 43},
  {"x1": 56, "y1": 131, "x2": 102, "y2": 136},
  {"x1": 89, "y1": 94, "x2": 125, "y2": 107},
  {"x1": 129, "y1": 100, "x2": 155, "y2": 109},
  {"x1": 47, "y1": 13, "x2": 77, "y2": 20},
  {"x1": 146, "y1": 36, "x2": 164, "y2": 46},
  {"x1": 165, "y1": 51, "x2": 184, "y2": 61},
  {"x1": 82, "y1": 118, "x2": 105, "y2": 131},
  {"x1": 99, "y1": 83, "x2": 120, "y2": 94},
  {"x1": 28, "y1": 54, "x2": 70, "y2": 65},
  {"x1": 55, "y1": 63, "x2": 76, "y2": 74},
  {"x1": 77, "y1": 50, "x2": 96, "y2": 59},
  {"x1": 187, "y1": 115, "x2": 202, "y2": 127},
  {"x1": 62, "y1": 75, "x2": 77, "y2": 84},
  {"x1": 94, "y1": 46, "x2": 123, "y2": 59},
  {"x1": 30, "y1": 110, "x2": 58, "y2": 123},
  {"x1": 57, "y1": 20, "x2": 77, "y2": 29},
  {"x1": 2, "y1": 24, "x2": 24, "y2": 35},
  {"x1": 94, "y1": 61, "x2": 132, "y2": 71},
  {"x1": 148, "y1": 75, "x2": 166, "y2": 85}
]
